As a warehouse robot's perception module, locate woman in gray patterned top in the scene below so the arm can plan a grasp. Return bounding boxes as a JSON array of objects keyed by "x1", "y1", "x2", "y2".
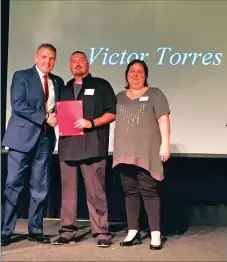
[{"x1": 113, "y1": 59, "x2": 170, "y2": 250}]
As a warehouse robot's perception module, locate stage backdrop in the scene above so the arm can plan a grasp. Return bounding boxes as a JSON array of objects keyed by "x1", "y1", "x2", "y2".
[{"x1": 6, "y1": 0, "x2": 227, "y2": 155}]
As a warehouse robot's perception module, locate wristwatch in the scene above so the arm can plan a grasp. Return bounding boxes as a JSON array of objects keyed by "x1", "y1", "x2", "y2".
[{"x1": 90, "y1": 119, "x2": 95, "y2": 128}]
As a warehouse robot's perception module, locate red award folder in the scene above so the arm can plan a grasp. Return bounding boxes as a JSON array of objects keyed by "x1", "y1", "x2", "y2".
[{"x1": 56, "y1": 100, "x2": 84, "y2": 136}]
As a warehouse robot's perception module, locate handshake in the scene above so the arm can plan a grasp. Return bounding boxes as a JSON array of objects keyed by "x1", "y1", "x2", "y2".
[{"x1": 46, "y1": 112, "x2": 58, "y2": 128}]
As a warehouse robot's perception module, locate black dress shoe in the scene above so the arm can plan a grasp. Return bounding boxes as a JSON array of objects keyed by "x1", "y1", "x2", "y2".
[
  {"x1": 120, "y1": 233, "x2": 142, "y2": 246},
  {"x1": 52, "y1": 236, "x2": 75, "y2": 245},
  {"x1": 150, "y1": 244, "x2": 162, "y2": 250},
  {"x1": 28, "y1": 234, "x2": 51, "y2": 244},
  {"x1": 1, "y1": 235, "x2": 11, "y2": 246},
  {"x1": 97, "y1": 239, "x2": 111, "y2": 248}
]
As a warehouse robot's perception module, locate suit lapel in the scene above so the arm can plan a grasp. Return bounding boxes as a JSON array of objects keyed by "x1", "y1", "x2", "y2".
[
  {"x1": 30, "y1": 66, "x2": 45, "y2": 103},
  {"x1": 49, "y1": 73, "x2": 58, "y2": 103}
]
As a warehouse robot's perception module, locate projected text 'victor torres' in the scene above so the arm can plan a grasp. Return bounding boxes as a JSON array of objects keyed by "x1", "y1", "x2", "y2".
[{"x1": 89, "y1": 47, "x2": 223, "y2": 66}]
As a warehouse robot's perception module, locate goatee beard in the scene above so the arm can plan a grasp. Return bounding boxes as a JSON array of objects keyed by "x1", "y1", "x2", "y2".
[{"x1": 74, "y1": 71, "x2": 84, "y2": 77}]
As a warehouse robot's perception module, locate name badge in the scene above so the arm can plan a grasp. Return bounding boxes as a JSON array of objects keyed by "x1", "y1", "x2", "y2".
[
  {"x1": 139, "y1": 96, "x2": 149, "y2": 101},
  {"x1": 84, "y1": 89, "x2": 95, "y2": 95}
]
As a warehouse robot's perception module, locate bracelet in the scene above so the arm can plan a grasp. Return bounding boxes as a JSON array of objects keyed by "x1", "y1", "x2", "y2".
[{"x1": 90, "y1": 119, "x2": 95, "y2": 128}]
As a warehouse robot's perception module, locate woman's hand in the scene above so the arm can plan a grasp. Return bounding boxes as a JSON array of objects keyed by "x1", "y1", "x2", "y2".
[{"x1": 159, "y1": 142, "x2": 170, "y2": 162}]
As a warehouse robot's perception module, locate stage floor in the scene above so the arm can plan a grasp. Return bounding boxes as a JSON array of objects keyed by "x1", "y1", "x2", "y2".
[{"x1": 2, "y1": 219, "x2": 227, "y2": 261}]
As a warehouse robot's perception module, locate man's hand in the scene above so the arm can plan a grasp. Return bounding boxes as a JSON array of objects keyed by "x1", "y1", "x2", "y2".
[
  {"x1": 74, "y1": 118, "x2": 92, "y2": 129},
  {"x1": 46, "y1": 112, "x2": 57, "y2": 127},
  {"x1": 159, "y1": 142, "x2": 170, "y2": 162}
]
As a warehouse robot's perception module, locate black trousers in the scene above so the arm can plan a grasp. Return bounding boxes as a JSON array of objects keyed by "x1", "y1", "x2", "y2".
[
  {"x1": 59, "y1": 158, "x2": 110, "y2": 240},
  {"x1": 120, "y1": 164, "x2": 160, "y2": 232}
]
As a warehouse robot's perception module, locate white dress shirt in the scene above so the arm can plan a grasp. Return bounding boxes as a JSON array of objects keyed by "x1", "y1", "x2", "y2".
[{"x1": 36, "y1": 65, "x2": 55, "y2": 112}]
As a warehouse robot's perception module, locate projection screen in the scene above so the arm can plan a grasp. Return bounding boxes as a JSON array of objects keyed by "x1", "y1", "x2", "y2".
[{"x1": 6, "y1": 0, "x2": 227, "y2": 156}]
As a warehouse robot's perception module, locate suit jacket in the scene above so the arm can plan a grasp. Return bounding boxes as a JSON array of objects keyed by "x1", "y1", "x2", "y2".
[{"x1": 2, "y1": 65, "x2": 64, "y2": 153}]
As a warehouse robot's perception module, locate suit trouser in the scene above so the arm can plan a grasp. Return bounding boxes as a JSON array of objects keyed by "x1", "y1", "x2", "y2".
[
  {"x1": 1, "y1": 129, "x2": 53, "y2": 236},
  {"x1": 120, "y1": 164, "x2": 160, "y2": 232},
  {"x1": 59, "y1": 159, "x2": 110, "y2": 240}
]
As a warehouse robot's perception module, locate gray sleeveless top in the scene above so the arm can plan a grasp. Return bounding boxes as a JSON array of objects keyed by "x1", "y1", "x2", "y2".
[{"x1": 113, "y1": 87, "x2": 170, "y2": 181}]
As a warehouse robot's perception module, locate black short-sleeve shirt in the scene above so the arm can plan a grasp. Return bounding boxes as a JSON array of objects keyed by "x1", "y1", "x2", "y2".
[{"x1": 58, "y1": 73, "x2": 117, "y2": 161}]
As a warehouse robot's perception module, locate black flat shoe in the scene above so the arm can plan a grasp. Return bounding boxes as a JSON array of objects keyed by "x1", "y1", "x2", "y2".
[
  {"x1": 150, "y1": 244, "x2": 162, "y2": 250},
  {"x1": 120, "y1": 233, "x2": 142, "y2": 246},
  {"x1": 28, "y1": 234, "x2": 51, "y2": 244}
]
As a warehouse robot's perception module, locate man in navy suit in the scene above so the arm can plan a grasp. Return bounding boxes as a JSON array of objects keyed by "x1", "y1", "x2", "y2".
[{"x1": 1, "y1": 43, "x2": 64, "y2": 246}]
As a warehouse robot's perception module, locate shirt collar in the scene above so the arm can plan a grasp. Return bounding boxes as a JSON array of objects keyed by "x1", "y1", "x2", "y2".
[
  {"x1": 36, "y1": 65, "x2": 48, "y2": 79},
  {"x1": 82, "y1": 73, "x2": 92, "y2": 84}
]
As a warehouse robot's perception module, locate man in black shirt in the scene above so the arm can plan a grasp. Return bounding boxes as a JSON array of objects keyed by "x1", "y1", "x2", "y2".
[{"x1": 53, "y1": 51, "x2": 116, "y2": 247}]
